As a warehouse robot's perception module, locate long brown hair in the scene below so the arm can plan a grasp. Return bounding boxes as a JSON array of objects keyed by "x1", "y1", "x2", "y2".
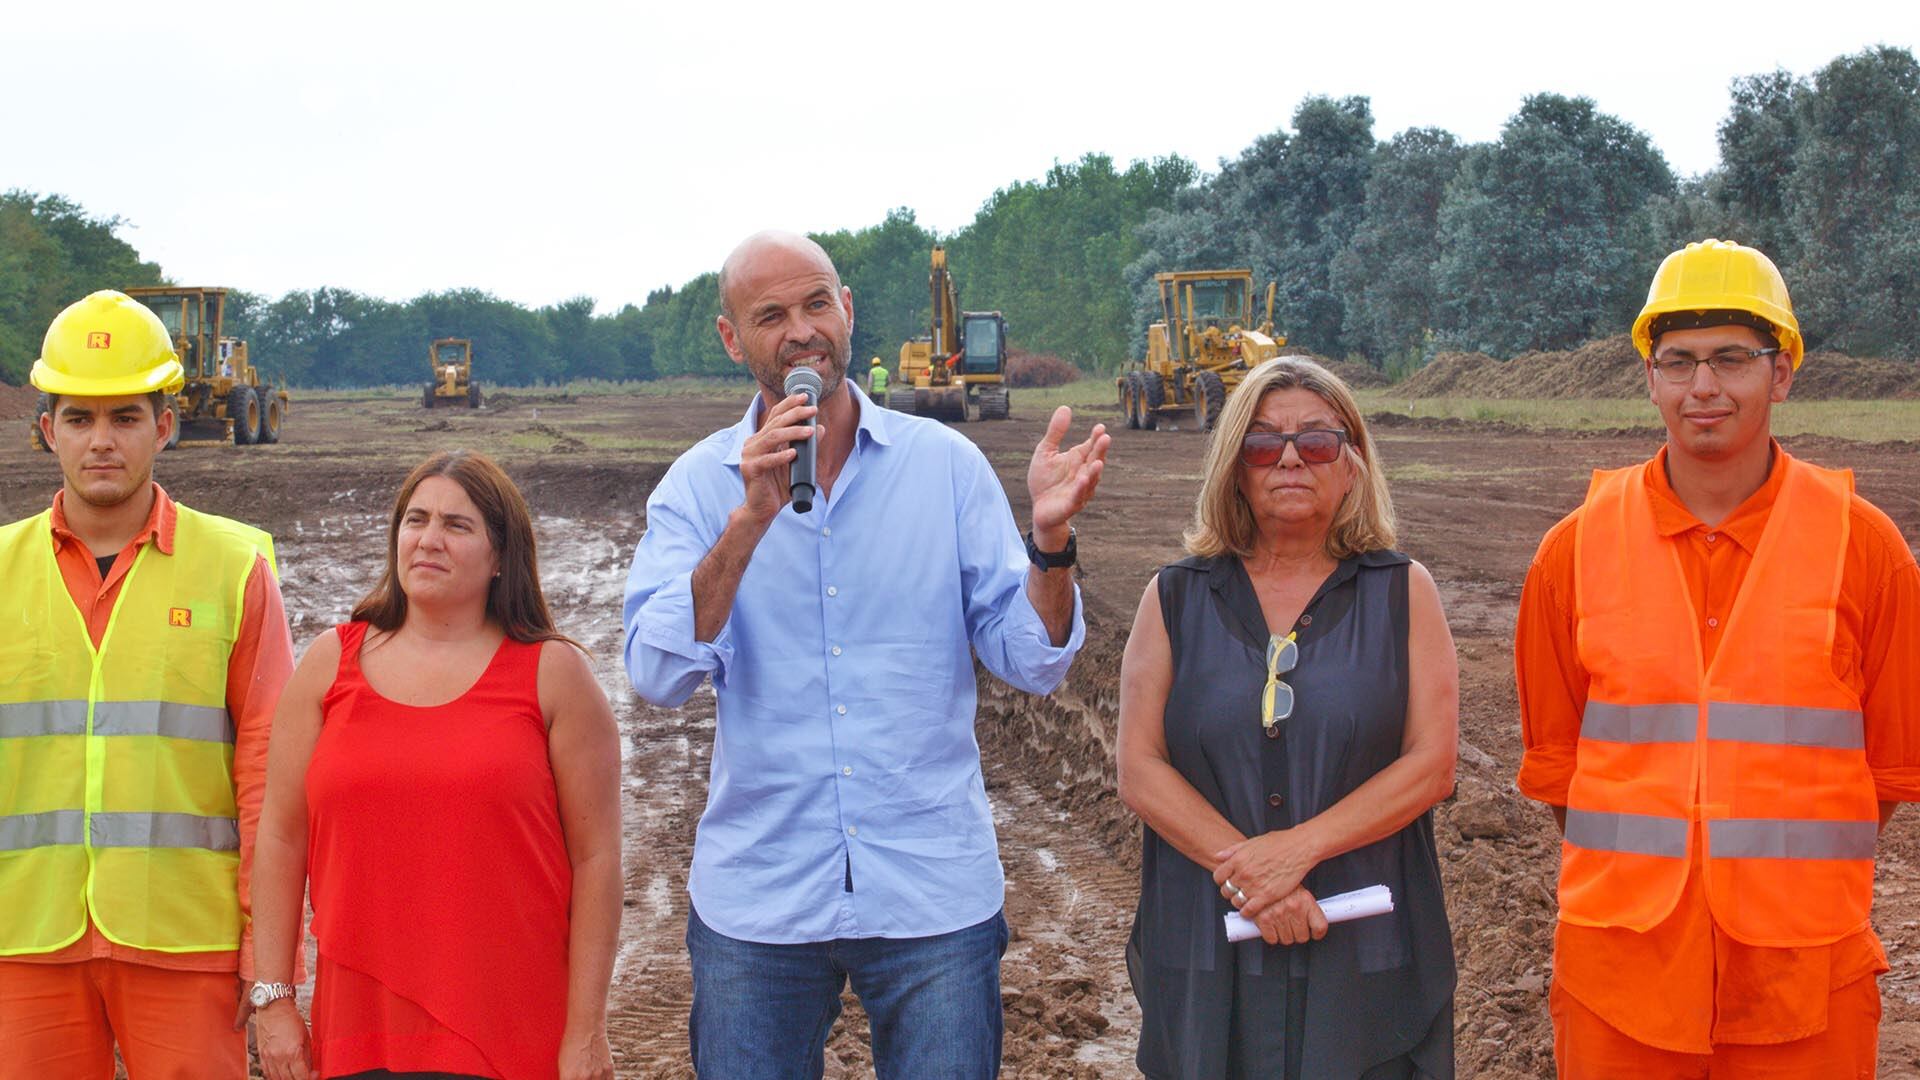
[{"x1": 351, "y1": 450, "x2": 576, "y2": 646}]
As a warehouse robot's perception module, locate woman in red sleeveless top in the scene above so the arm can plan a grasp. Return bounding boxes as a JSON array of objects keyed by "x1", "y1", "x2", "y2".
[{"x1": 250, "y1": 451, "x2": 621, "y2": 1080}]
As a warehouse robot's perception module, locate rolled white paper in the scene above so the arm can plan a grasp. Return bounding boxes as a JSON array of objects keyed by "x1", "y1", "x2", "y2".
[{"x1": 1224, "y1": 884, "x2": 1394, "y2": 943}]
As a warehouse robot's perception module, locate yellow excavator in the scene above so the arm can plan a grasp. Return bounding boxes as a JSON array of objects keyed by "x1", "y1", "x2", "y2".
[
  {"x1": 1117, "y1": 269, "x2": 1285, "y2": 431},
  {"x1": 891, "y1": 246, "x2": 1010, "y2": 422},
  {"x1": 423, "y1": 338, "x2": 482, "y2": 408}
]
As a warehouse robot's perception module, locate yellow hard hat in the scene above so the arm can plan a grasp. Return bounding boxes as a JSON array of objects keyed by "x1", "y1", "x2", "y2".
[
  {"x1": 870, "y1": 356, "x2": 883, "y2": 366},
  {"x1": 1631, "y1": 239, "x2": 1803, "y2": 368},
  {"x1": 31, "y1": 290, "x2": 185, "y2": 397}
]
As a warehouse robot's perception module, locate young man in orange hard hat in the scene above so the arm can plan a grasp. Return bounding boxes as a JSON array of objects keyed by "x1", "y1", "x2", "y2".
[
  {"x1": 0, "y1": 291, "x2": 297, "y2": 1078},
  {"x1": 1515, "y1": 239, "x2": 1920, "y2": 1077}
]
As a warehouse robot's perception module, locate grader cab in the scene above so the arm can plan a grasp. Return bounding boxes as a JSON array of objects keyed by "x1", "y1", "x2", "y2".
[
  {"x1": 128, "y1": 286, "x2": 289, "y2": 447},
  {"x1": 1117, "y1": 269, "x2": 1285, "y2": 431},
  {"x1": 423, "y1": 338, "x2": 481, "y2": 408}
]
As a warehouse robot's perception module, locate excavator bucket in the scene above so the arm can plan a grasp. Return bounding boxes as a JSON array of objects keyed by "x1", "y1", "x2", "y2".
[{"x1": 915, "y1": 386, "x2": 969, "y2": 422}]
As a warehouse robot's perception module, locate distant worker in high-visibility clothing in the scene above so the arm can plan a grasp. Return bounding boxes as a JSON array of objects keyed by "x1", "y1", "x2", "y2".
[
  {"x1": 0, "y1": 291, "x2": 296, "y2": 1079},
  {"x1": 1516, "y1": 239, "x2": 1920, "y2": 1077},
  {"x1": 868, "y1": 355, "x2": 889, "y2": 402}
]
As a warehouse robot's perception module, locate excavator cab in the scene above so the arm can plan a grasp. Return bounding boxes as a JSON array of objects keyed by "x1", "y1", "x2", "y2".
[{"x1": 960, "y1": 313, "x2": 1006, "y2": 376}]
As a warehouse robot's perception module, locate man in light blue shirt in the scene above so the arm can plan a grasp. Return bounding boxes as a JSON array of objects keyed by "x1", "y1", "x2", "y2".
[{"x1": 624, "y1": 230, "x2": 1108, "y2": 1078}]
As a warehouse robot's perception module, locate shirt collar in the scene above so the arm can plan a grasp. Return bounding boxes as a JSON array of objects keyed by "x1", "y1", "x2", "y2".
[
  {"x1": 49, "y1": 481, "x2": 176, "y2": 557},
  {"x1": 1642, "y1": 441, "x2": 1788, "y2": 552},
  {"x1": 722, "y1": 381, "x2": 893, "y2": 467}
]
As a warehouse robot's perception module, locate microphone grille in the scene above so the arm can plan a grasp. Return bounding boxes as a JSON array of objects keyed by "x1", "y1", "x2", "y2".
[{"x1": 784, "y1": 366, "x2": 824, "y2": 395}]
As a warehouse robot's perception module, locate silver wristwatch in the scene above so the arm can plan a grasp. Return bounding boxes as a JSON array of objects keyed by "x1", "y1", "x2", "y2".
[{"x1": 249, "y1": 980, "x2": 297, "y2": 1009}]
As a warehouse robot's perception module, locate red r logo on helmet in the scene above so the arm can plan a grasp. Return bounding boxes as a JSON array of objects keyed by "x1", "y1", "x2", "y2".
[{"x1": 87, "y1": 332, "x2": 111, "y2": 349}]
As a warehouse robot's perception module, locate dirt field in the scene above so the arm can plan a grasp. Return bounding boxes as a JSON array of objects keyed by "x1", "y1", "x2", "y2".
[{"x1": 5, "y1": 385, "x2": 1920, "y2": 1078}]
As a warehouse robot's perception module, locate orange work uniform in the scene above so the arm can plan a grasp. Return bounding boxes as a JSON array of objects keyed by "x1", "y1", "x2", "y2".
[
  {"x1": 0, "y1": 485, "x2": 295, "y2": 1080},
  {"x1": 1517, "y1": 444, "x2": 1920, "y2": 1074}
]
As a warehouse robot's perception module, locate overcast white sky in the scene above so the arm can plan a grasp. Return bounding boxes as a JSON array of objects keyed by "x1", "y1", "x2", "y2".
[{"x1": 4, "y1": 1, "x2": 1912, "y2": 312}]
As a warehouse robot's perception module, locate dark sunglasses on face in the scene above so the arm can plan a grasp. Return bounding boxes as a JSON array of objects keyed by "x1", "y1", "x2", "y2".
[{"x1": 1239, "y1": 428, "x2": 1349, "y2": 467}]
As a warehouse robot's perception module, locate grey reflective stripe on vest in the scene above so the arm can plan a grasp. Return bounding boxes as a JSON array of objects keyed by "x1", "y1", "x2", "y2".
[
  {"x1": 1564, "y1": 808, "x2": 1689, "y2": 858},
  {"x1": 1582, "y1": 701, "x2": 1866, "y2": 751},
  {"x1": 0, "y1": 810, "x2": 85, "y2": 850},
  {"x1": 1581, "y1": 701, "x2": 1696, "y2": 744},
  {"x1": 1710, "y1": 818, "x2": 1878, "y2": 860},
  {"x1": 90, "y1": 812, "x2": 239, "y2": 851},
  {"x1": 1708, "y1": 703, "x2": 1865, "y2": 750},
  {"x1": 0, "y1": 700, "x2": 89, "y2": 738},
  {"x1": 91, "y1": 702, "x2": 235, "y2": 744}
]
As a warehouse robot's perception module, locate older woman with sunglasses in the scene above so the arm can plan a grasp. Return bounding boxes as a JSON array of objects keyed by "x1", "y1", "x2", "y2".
[{"x1": 1117, "y1": 356, "x2": 1459, "y2": 1079}]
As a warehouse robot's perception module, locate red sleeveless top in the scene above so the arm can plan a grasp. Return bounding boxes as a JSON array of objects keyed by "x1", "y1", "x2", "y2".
[{"x1": 307, "y1": 622, "x2": 572, "y2": 1080}]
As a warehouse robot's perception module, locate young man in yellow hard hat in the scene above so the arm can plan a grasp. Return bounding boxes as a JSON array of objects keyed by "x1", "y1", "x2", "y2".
[
  {"x1": 868, "y1": 354, "x2": 890, "y2": 402},
  {"x1": 1516, "y1": 240, "x2": 1920, "y2": 1076},
  {"x1": 0, "y1": 291, "x2": 297, "y2": 1078}
]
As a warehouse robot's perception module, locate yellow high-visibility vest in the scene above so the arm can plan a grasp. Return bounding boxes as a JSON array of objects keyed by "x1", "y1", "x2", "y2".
[{"x1": 0, "y1": 504, "x2": 275, "y2": 955}]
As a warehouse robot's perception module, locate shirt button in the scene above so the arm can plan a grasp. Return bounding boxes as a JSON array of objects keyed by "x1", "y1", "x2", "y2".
[
  {"x1": 847, "y1": 826, "x2": 858, "y2": 837},
  {"x1": 822, "y1": 527, "x2": 832, "y2": 537},
  {"x1": 836, "y1": 705, "x2": 847, "y2": 715},
  {"x1": 831, "y1": 646, "x2": 842, "y2": 656},
  {"x1": 1706, "y1": 533, "x2": 1718, "y2": 543},
  {"x1": 1267, "y1": 793, "x2": 1285, "y2": 808},
  {"x1": 827, "y1": 586, "x2": 838, "y2": 597},
  {"x1": 1264, "y1": 725, "x2": 1281, "y2": 740},
  {"x1": 842, "y1": 766, "x2": 853, "y2": 776},
  {"x1": 1299, "y1": 614, "x2": 1312, "y2": 627},
  {"x1": 1707, "y1": 617, "x2": 1719, "y2": 629}
]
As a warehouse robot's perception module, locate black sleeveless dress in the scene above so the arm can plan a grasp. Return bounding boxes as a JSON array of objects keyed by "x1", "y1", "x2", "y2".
[{"x1": 1127, "y1": 551, "x2": 1454, "y2": 1079}]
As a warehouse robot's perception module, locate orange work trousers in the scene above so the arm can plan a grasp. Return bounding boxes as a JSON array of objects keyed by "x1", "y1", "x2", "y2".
[
  {"x1": 1551, "y1": 975, "x2": 1880, "y2": 1079},
  {"x1": 0, "y1": 959, "x2": 246, "y2": 1080}
]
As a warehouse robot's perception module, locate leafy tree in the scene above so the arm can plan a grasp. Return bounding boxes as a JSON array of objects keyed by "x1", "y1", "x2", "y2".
[
  {"x1": 1330, "y1": 127, "x2": 1465, "y2": 366},
  {"x1": 1714, "y1": 69, "x2": 1803, "y2": 260},
  {"x1": 0, "y1": 192, "x2": 162, "y2": 383},
  {"x1": 1432, "y1": 94, "x2": 1675, "y2": 356},
  {"x1": 1783, "y1": 46, "x2": 1920, "y2": 357}
]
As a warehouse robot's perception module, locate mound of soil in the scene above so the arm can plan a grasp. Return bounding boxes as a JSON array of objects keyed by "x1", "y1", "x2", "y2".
[
  {"x1": 1397, "y1": 335, "x2": 1920, "y2": 401},
  {"x1": 1397, "y1": 352, "x2": 1503, "y2": 396},
  {"x1": 0, "y1": 382, "x2": 40, "y2": 420}
]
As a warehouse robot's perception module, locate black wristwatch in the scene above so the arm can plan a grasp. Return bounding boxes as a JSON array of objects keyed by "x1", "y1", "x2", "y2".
[{"x1": 1024, "y1": 527, "x2": 1077, "y2": 570}]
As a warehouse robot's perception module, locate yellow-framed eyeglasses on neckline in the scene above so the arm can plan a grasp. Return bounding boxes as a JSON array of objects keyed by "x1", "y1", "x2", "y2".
[{"x1": 1262, "y1": 631, "x2": 1298, "y2": 734}]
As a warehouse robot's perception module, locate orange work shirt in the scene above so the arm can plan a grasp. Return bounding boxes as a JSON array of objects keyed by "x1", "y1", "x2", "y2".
[
  {"x1": 1, "y1": 483, "x2": 295, "y2": 981},
  {"x1": 1517, "y1": 443, "x2": 1920, "y2": 1053}
]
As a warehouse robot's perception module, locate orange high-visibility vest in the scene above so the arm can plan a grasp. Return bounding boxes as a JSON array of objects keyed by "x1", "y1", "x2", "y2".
[{"x1": 1564, "y1": 455, "x2": 1877, "y2": 947}]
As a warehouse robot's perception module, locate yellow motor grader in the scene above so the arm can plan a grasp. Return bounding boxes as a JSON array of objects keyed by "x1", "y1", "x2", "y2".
[
  {"x1": 33, "y1": 286, "x2": 291, "y2": 450},
  {"x1": 423, "y1": 338, "x2": 482, "y2": 408},
  {"x1": 891, "y1": 246, "x2": 1010, "y2": 421},
  {"x1": 1117, "y1": 269, "x2": 1285, "y2": 431}
]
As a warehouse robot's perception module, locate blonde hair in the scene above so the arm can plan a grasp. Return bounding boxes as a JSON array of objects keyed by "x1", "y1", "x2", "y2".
[{"x1": 1184, "y1": 356, "x2": 1396, "y2": 560}]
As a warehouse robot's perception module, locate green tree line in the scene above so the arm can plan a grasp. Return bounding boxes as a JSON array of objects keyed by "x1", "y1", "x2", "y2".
[{"x1": 3, "y1": 45, "x2": 1915, "y2": 387}]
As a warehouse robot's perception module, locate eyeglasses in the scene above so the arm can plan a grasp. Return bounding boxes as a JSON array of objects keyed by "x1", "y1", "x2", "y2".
[
  {"x1": 1649, "y1": 347, "x2": 1780, "y2": 383},
  {"x1": 1239, "y1": 429, "x2": 1348, "y2": 467},
  {"x1": 1262, "y1": 632, "x2": 1297, "y2": 735}
]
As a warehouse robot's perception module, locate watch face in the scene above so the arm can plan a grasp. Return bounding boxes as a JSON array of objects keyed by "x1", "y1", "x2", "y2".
[{"x1": 249, "y1": 984, "x2": 270, "y2": 1007}]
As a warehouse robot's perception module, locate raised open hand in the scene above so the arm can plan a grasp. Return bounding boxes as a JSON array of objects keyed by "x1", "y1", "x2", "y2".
[{"x1": 1027, "y1": 406, "x2": 1110, "y2": 538}]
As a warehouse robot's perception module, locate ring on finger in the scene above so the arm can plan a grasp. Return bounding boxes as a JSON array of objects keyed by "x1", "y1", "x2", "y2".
[{"x1": 1232, "y1": 887, "x2": 1247, "y2": 905}]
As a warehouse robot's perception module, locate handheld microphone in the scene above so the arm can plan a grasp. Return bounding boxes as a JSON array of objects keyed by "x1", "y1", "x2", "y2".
[{"x1": 783, "y1": 367, "x2": 822, "y2": 513}]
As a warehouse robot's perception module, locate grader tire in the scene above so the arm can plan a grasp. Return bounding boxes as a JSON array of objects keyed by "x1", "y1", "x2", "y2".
[
  {"x1": 423, "y1": 385, "x2": 435, "y2": 409},
  {"x1": 889, "y1": 389, "x2": 917, "y2": 413},
  {"x1": 468, "y1": 381, "x2": 483, "y2": 409},
  {"x1": 227, "y1": 386, "x2": 259, "y2": 446},
  {"x1": 1119, "y1": 376, "x2": 1138, "y2": 429},
  {"x1": 260, "y1": 395, "x2": 283, "y2": 444},
  {"x1": 1140, "y1": 372, "x2": 1164, "y2": 431},
  {"x1": 1194, "y1": 371, "x2": 1226, "y2": 431}
]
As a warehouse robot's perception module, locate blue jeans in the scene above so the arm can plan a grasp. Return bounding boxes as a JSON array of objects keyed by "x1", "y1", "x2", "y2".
[{"x1": 687, "y1": 906, "x2": 1009, "y2": 1079}]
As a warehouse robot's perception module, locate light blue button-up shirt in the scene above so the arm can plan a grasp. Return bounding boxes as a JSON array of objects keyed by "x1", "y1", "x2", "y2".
[{"x1": 624, "y1": 388, "x2": 1084, "y2": 944}]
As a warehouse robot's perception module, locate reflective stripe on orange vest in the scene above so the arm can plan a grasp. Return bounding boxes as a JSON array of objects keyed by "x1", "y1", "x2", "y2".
[{"x1": 1565, "y1": 455, "x2": 1877, "y2": 946}]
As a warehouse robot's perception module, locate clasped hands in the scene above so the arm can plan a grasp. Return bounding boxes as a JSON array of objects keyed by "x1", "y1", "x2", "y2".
[{"x1": 1213, "y1": 828, "x2": 1329, "y2": 947}]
